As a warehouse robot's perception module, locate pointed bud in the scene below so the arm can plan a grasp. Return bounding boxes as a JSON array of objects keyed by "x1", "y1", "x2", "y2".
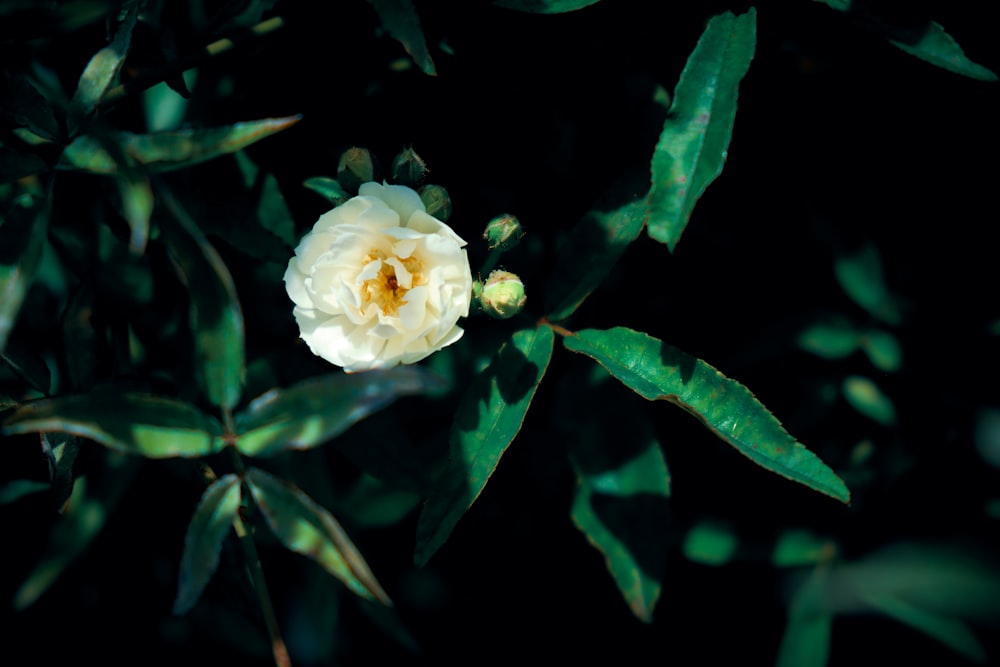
[
  {"x1": 419, "y1": 184, "x2": 452, "y2": 221},
  {"x1": 391, "y1": 147, "x2": 428, "y2": 187},
  {"x1": 337, "y1": 146, "x2": 376, "y2": 193},
  {"x1": 483, "y1": 214, "x2": 523, "y2": 252},
  {"x1": 479, "y1": 270, "x2": 527, "y2": 319}
]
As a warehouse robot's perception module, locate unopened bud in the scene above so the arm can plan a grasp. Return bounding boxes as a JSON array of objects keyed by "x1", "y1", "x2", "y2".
[
  {"x1": 337, "y1": 146, "x2": 376, "y2": 193},
  {"x1": 391, "y1": 147, "x2": 428, "y2": 187},
  {"x1": 419, "y1": 184, "x2": 452, "y2": 221},
  {"x1": 483, "y1": 214, "x2": 523, "y2": 252},
  {"x1": 479, "y1": 270, "x2": 527, "y2": 319}
]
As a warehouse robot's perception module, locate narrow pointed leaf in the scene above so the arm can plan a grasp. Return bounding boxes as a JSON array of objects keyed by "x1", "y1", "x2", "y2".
[
  {"x1": 415, "y1": 324, "x2": 554, "y2": 566},
  {"x1": 158, "y1": 186, "x2": 245, "y2": 411},
  {"x1": 303, "y1": 176, "x2": 349, "y2": 205},
  {"x1": 1, "y1": 193, "x2": 48, "y2": 355},
  {"x1": 174, "y1": 473, "x2": 241, "y2": 614},
  {"x1": 834, "y1": 242, "x2": 902, "y2": 326},
  {"x1": 776, "y1": 566, "x2": 833, "y2": 667},
  {"x1": 682, "y1": 520, "x2": 739, "y2": 567},
  {"x1": 842, "y1": 375, "x2": 895, "y2": 426},
  {"x1": 861, "y1": 593, "x2": 987, "y2": 663},
  {"x1": 2, "y1": 392, "x2": 224, "y2": 458},
  {"x1": 545, "y1": 168, "x2": 648, "y2": 322},
  {"x1": 493, "y1": 0, "x2": 602, "y2": 13},
  {"x1": 860, "y1": 328, "x2": 902, "y2": 373},
  {"x1": 58, "y1": 115, "x2": 302, "y2": 174},
  {"x1": 567, "y1": 391, "x2": 669, "y2": 622},
  {"x1": 646, "y1": 9, "x2": 756, "y2": 251},
  {"x1": 563, "y1": 327, "x2": 850, "y2": 503},
  {"x1": 246, "y1": 467, "x2": 391, "y2": 605},
  {"x1": 772, "y1": 529, "x2": 832, "y2": 568},
  {"x1": 1, "y1": 70, "x2": 62, "y2": 142},
  {"x1": 367, "y1": 0, "x2": 436, "y2": 75},
  {"x1": 67, "y1": 2, "x2": 138, "y2": 135},
  {"x1": 233, "y1": 366, "x2": 445, "y2": 457}
]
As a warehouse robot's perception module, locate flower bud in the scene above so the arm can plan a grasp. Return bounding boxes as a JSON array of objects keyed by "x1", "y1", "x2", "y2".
[
  {"x1": 337, "y1": 146, "x2": 376, "y2": 193},
  {"x1": 391, "y1": 147, "x2": 428, "y2": 187},
  {"x1": 479, "y1": 270, "x2": 527, "y2": 319},
  {"x1": 419, "y1": 184, "x2": 452, "y2": 221},
  {"x1": 483, "y1": 213, "x2": 523, "y2": 252}
]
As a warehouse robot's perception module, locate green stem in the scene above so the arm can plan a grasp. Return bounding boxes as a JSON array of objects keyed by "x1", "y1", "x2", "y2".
[{"x1": 479, "y1": 246, "x2": 504, "y2": 276}]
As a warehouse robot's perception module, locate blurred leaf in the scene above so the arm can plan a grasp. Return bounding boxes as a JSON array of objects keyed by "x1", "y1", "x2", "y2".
[
  {"x1": 842, "y1": 375, "x2": 895, "y2": 426},
  {"x1": 797, "y1": 318, "x2": 861, "y2": 360},
  {"x1": 545, "y1": 168, "x2": 648, "y2": 322},
  {"x1": 0, "y1": 479, "x2": 50, "y2": 504},
  {"x1": 834, "y1": 242, "x2": 902, "y2": 326},
  {"x1": 493, "y1": 0, "x2": 602, "y2": 12},
  {"x1": 41, "y1": 432, "x2": 81, "y2": 512},
  {"x1": 303, "y1": 176, "x2": 349, "y2": 206},
  {"x1": 13, "y1": 454, "x2": 141, "y2": 610},
  {"x1": 1, "y1": 333, "x2": 52, "y2": 394},
  {"x1": 862, "y1": 593, "x2": 987, "y2": 663},
  {"x1": 66, "y1": 2, "x2": 138, "y2": 136},
  {"x1": 367, "y1": 0, "x2": 437, "y2": 76},
  {"x1": 563, "y1": 327, "x2": 851, "y2": 503},
  {"x1": 58, "y1": 115, "x2": 302, "y2": 174},
  {"x1": 646, "y1": 9, "x2": 756, "y2": 251},
  {"x1": 0, "y1": 148, "x2": 50, "y2": 183},
  {"x1": 564, "y1": 373, "x2": 670, "y2": 622},
  {"x1": 117, "y1": 169, "x2": 154, "y2": 254},
  {"x1": 415, "y1": 324, "x2": 555, "y2": 566},
  {"x1": 776, "y1": 565, "x2": 833, "y2": 667},
  {"x1": 0, "y1": 0, "x2": 112, "y2": 41},
  {"x1": 1, "y1": 70, "x2": 62, "y2": 142},
  {"x1": 772, "y1": 529, "x2": 832, "y2": 568},
  {"x1": 158, "y1": 185, "x2": 245, "y2": 411},
  {"x1": 173, "y1": 473, "x2": 241, "y2": 614},
  {"x1": 859, "y1": 328, "x2": 902, "y2": 373},
  {"x1": 233, "y1": 366, "x2": 445, "y2": 457},
  {"x1": 682, "y1": 519, "x2": 738, "y2": 566},
  {"x1": 3, "y1": 392, "x2": 224, "y2": 458},
  {"x1": 255, "y1": 171, "x2": 297, "y2": 249},
  {"x1": 340, "y1": 474, "x2": 421, "y2": 529},
  {"x1": 1, "y1": 192, "x2": 48, "y2": 355},
  {"x1": 144, "y1": 70, "x2": 196, "y2": 132},
  {"x1": 246, "y1": 467, "x2": 392, "y2": 605}
]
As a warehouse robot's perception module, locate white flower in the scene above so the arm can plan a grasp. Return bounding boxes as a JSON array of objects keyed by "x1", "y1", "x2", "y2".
[{"x1": 284, "y1": 181, "x2": 473, "y2": 373}]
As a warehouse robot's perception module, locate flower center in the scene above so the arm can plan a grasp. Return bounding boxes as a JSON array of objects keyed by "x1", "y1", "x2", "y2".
[{"x1": 361, "y1": 249, "x2": 426, "y2": 316}]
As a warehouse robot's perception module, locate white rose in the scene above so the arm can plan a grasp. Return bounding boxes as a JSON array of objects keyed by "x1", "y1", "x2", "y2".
[{"x1": 284, "y1": 181, "x2": 473, "y2": 373}]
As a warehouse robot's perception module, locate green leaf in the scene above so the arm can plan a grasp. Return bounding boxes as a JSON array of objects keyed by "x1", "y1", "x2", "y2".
[
  {"x1": 564, "y1": 371, "x2": 670, "y2": 622},
  {"x1": 1, "y1": 193, "x2": 48, "y2": 355},
  {"x1": 246, "y1": 467, "x2": 391, "y2": 605},
  {"x1": 834, "y1": 242, "x2": 902, "y2": 326},
  {"x1": 862, "y1": 593, "x2": 987, "y2": 663},
  {"x1": 173, "y1": 473, "x2": 241, "y2": 614},
  {"x1": 682, "y1": 519, "x2": 738, "y2": 567},
  {"x1": 772, "y1": 529, "x2": 833, "y2": 568},
  {"x1": 66, "y1": 2, "x2": 138, "y2": 136},
  {"x1": 645, "y1": 9, "x2": 756, "y2": 251},
  {"x1": 2, "y1": 332, "x2": 52, "y2": 394},
  {"x1": 256, "y1": 171, "x2": 297, "y2": 249},
  {"x1": 563, "y1": 327, "x2": 851, "y2": 503},
  {"x1": 58, "y1": 115, "x2": 302, "y2": 174},
  {"x1": 797, "y1": 318, "x2": 861, "y2": 360},
  {"x1": 233, "y1": 366, "x2": 445, "y2": 457},
  {"x1": 366, "y1": 0, "x2": 437, "y2": 75},
  {"x1": 859, "y1": 328, "x2": 902, "y2": 373},
  {"x1": 776, "y1": 566, "x2": 833, "y2": 667},
  {"x1": 0, "y1": 70, "x2": 62, "y2": 142},
  {"x1": 158, "y1": 186, "x2": 245, "y2": 411},
  {"x1": 0, "y1": 479, "x2": 50, "y2": 504},
  {"x1": 116, "y1": 169, "x2": 154, "y2": 254},
  {"x1": 493, "y1": 0, "x2": 602, "y2": 13},
  {"x1": 303, "y1": 176, "x2": 349, "y2": 206},
  {"x1": 0, "y1": 148, "x2": 50, "y2": 183},
  {"x1": 414, "y1": 324, "x2": 555, "y2": 566},
  {"x1": 842, "y1": 375, "x2": 895, "y2": 426},
  {"x1": 545, "y1": 168, "x2": 648, "y2": 322},
  {"x1": 2, "y1": 392, "x2": 225, "y2": 458}
]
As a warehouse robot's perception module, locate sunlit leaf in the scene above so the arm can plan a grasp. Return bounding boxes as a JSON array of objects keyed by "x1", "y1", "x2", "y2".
[
  {"x1": 58, "y1": 115, "x2": 302, "y2": 174},
  {"x1": 834, "y1": 242, "x2": 902, "y2": 326},
  {"x1": 563, "y1": 327, "x2": 851, "y2": 503},
  {"x1": 646, "y1": 9, "x2": 756, "y2": 251},
  {"x1": 246, "y1": 467, "x2": 392, "y2": 605},
  {"x1": 862, "y1": 593, "x2": 987, "y2": 663},
  {"x1": 1, "y1": 192, "x2": 48, "y2": 355},
  {"x1": 776, "y1": 565, "x2": 833, "y2": 667},
  {"x1": 367, "y1": 0, "x2": 437, "y2": 75},
  {"x1": 493, "y1": 0, "x2": 602, "y2": 13},
  {"x1": 842, "y1": 375, "x2": 895, "y2": 426},
  {"x1": 545, "y1": 168, "x2": 648, "y2": 322},
  {"x1": 66, "y1": 2, "x2": 138, "y2": 136},
  {"x1": 682, "y1": 519, "x2": 738, "y2": 567},
  {"x1": 174, "y1": 474, "x2": 241, "y2": 614},
  {"x1": 414, "y1": 324, "x2": 555, "y2": 566},
  {"x1": 3, "y1": 392, "x2": 224, "y2": 458},
  {"x1": 158, "y1": 186, "x2": 245, "y2": 411},
  {"x1": 233, "y1": 366, "x2": 445, "y2": 457}
]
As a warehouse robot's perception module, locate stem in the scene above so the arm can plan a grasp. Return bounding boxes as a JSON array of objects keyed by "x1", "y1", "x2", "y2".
[
  {"x1": 99, "y1": 16, "x2": 285, "y2": 111},
  {"x1": 229, "y1": 447, "x2": 292, "y2": 667},
  {"x1": 479, "y1": 246, "x2": 504, "y2": 276}
]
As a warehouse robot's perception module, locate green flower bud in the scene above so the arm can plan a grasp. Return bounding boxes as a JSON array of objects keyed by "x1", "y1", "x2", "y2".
[
  {"x1": 479, "y1": 270, "x2": 527, "y2": 319},
  {"x1": 337, "y1": 146, "x2": 376, "y2": 193},
  {"x1": 419, "y1": 184, "x2": 453, "y2": 221},
  {"x1": 483, "y1": 214, "x2": 523, "y2": 251},
  {"x1": 391, "y1": 147, "x2": 428, "y2": 187}
]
